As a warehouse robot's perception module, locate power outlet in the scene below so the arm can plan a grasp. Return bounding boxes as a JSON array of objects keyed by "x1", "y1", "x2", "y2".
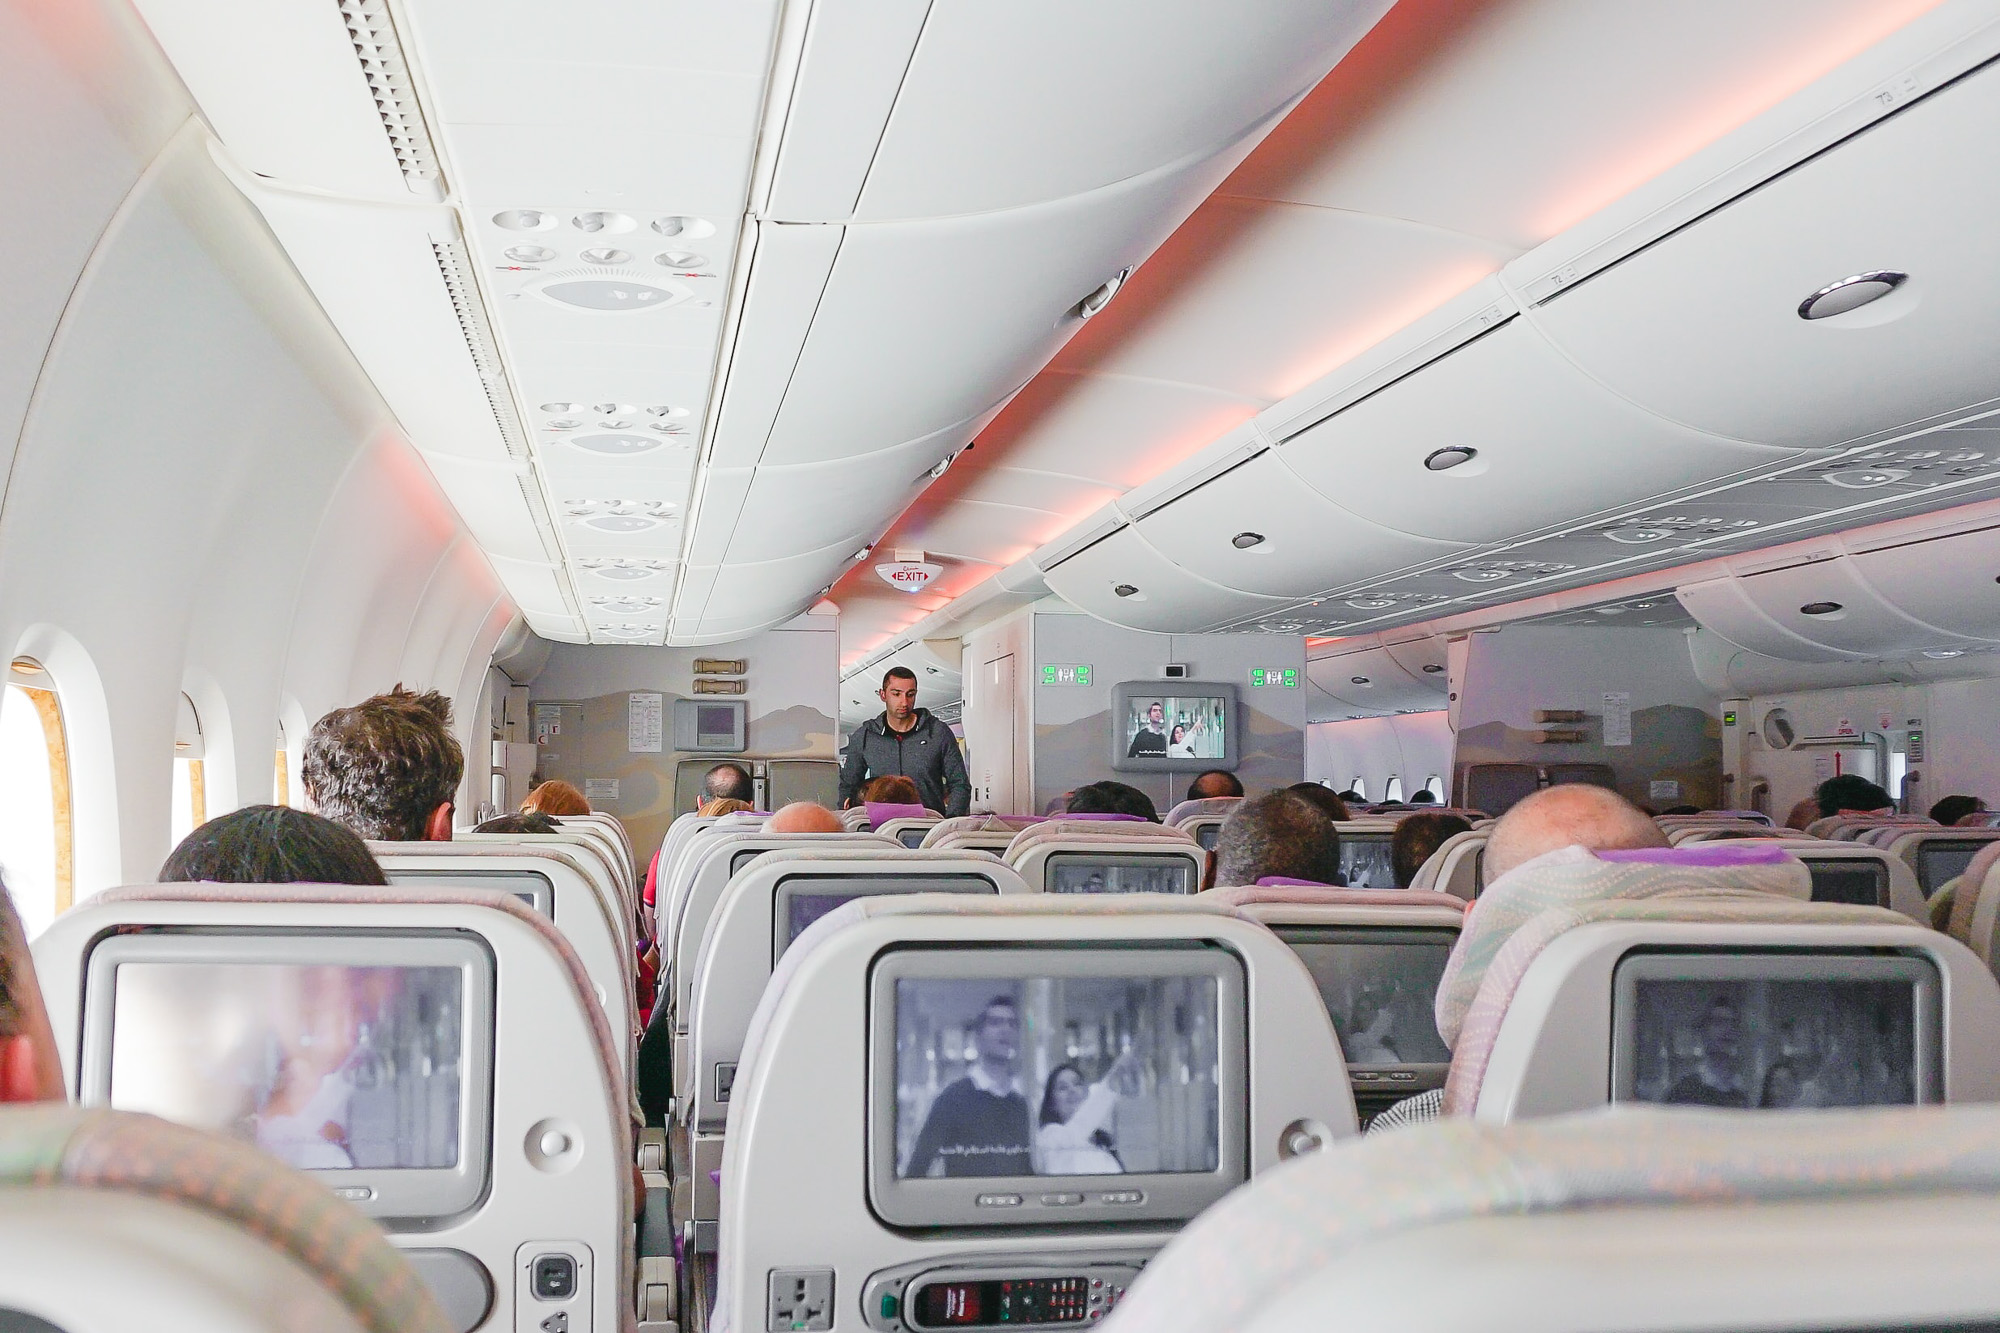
[{"x1": 767, "y1": 1268, "x2": 835, "y2": 1332}]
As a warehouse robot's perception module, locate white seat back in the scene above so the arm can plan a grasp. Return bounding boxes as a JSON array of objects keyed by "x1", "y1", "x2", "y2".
[
  {"x1": 1888, "y1": 828, "x2": 2000, "y2": 897},
  {"x1": 876, "y1": 816, "x2": 943, "y2": 848},
  {"x1": 34, "y1": 886, "x2": 630, "y2": 1333},
  {"x1": 713, "y1": 895, "x2": 1355, "y2": 1332},
  {"x1": 1411, "y1": 829, "x2": 1487, "y2": 900}
]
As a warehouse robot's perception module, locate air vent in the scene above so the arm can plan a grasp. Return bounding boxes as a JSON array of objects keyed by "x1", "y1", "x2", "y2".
[
  {"x1": 1798, "y1": 601, "x2": 1844, "y2": 616},
  {"x1": 431, "y1": 240, "x2": 533, "y2": 464},
  {"x1": 1421, "y1": 664, "x2": 1445, "y2": 674},
  {"x1": 1424, "y1": 446, "x2": 1478, "y2": 472},
  {"x1": 1232, "y1": 532, "x2": 1265, "y2": 550},
  {"x1": 336, "y1": 0, "x2": 442, "y2": 197}
]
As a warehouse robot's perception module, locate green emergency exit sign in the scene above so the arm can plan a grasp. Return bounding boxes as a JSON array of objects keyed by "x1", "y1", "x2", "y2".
[
  {"x1": 1041, "y1": 663, "x2": 1092, "y2": 686},
  {"x1": 1251, "y1": 668, "x2": 1299, "y2": 688}
]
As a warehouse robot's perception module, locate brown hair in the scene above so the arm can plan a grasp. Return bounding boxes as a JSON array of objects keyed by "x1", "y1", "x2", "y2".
[
  {"x1": 860, "y1": 775, "x2": 922, "y2": 805},
  {"x1": 301, "y1": 685, "x2": 463, "y2": 842}
]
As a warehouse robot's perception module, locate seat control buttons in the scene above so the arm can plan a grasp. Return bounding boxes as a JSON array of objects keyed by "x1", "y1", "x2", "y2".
[
  {"x1": 975, "y1": 1193, "x2": 1023, "y2": 1208},
  {"x1": 1098, "y1": 1190, "x2": 1144, "y2": 1205},
  {"x1": 1039, "y1": 1192, "x2": 1083, "y2": 1206}
]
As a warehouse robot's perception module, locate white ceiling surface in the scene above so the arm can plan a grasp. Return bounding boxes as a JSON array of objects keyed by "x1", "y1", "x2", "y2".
[
  {"x1": 833, "y1": 0, "x2": 2000, "y2": 675},
  {"x1": 122, "y1": 0, "x2": 1398, "y2": 647}
]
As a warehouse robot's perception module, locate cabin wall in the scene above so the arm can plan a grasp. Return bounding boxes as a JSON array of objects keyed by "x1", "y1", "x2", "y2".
[
  {"x1": 518, "y1": 613, "x2": 839, "y2": 855},
  {"x1": 973, "y1": 609, "x2": 1305, "y2": 815},
  {"x1": 0, "y1": 2, "x2": 513, "y2": 904},
  {"x1": 1740, "y1": 675, "x2": 2000, "y2": 823},
  {"x1": 1454, "y1": 626, "x2": 1721, "y2": 811},
  {"x1": 1305, "y1": 711, "x2": 1453, "y2": 801}
]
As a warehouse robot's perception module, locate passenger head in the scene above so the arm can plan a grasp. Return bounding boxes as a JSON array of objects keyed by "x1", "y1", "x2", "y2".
[
  {"x1": 1391, "y1": 812, "x2": 1474, "y2": 889},
  {"x1": 861, "y1": 774, "x2": 922, "y2": 805},
  {"x1": 1214, "y1": 792, "x2": 1343, "y2": 887},
  {"x1": 1483, "y1": 784, "x2": 1667, "y2": 882},
  {"x1": 521, "y1": 779, "x2": 589, "y2": 817},
  {"x1": 475, "y1": 811, "x2": 561, "y2": 835},
  {"x1": 1815, "y1": 775, "x2": 1894, "y2": 819},
  {"x1": 1186, "y1": 770, "x2": 1243, "y2": 802},
  {"x1": 160, "y1": 805, "x2": 388, "y2": 885},
  {"x1": 1659, "y1": 804, "x2": 1703, "y2": 816},
  {"x1": 1333, "y1": 789, "x2": 1364, "y2": 804},
  {"x1": 1285, "y1": 782, "x2": 1351, "y2": 823},
  {"x1": 1407, "y1": 789, "x2": 1438, "y2": 805},
  {"x1": 1783, "y1": 796, "x2": 1821, "y2": 831},
  {"x1": 1930, "y1": 794, "x2": 1987, "y2": 826},
  {"x1": 301, "y1": 685, "x2": 462, "y2": 842},
  {"x1": 878, "y1": 666, "x2": 919, "y2": 723},
  {"x1": 698, "y1": 796, "x2": 754, "y2": 818},
  {"x1": 702, "y1": 762, "x2": 754, "y2": 805},
  {"x1": 767, "y1": 801, "x2": 844, "y2": 834},
  {"x1": 1065, "y1": 781, "x2": 1159, "y2": 822},
  {"x1": 0, "y1": 877, "x2": 63, "y2": 1103}
]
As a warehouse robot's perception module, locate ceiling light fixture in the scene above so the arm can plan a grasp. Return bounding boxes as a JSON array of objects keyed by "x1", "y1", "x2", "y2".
[
  {"x1": 650, "y1": 215, "x2": 717, "y2": 239},
  {"x1": 646, "y1": 405, "x2": 688, "y2": 418},
  {"x1": 1231, "y1": 532, "x2": 1265, "y2": 549},
  {"x1": 1113, "y1": 583, "x2": 1141, "y2": 598},
  {"x1": 540, "y1": 402, "x2": 586, "y2": 414},
  {"x1": 1797, "y1": 270, "x2": 1907, "y2": 320},
  {"x1": 572, "y1": 211, "x2": 635, "y2": 234},
  {"x1": 568, "y1": 434, "x2": 662, "y2": 456},
  {"x1": 505, "y1": 245, "x2": 557, "y2": 263},
  {"x1": 1424, "y1": 446, "x2": 1478, "y2": 472},
  {"x1": 655, "y1": 251, "x2": 708, "y2": 269},
  {"x1": 1799, "y1": 601, "x2": 1844, "y2": 616},
  {"x1": 1073, "y1": 267, "x2": 1134, "y2": 321},
  {"x1": 539, "y1": 279, "x2": 676, "y2": 311},
  {"x1": 493, "y1": 209, "x2": 555, "y2": 231},
  {"x1": 579, "y1": 246, "x2": 631, "y2": 265}
]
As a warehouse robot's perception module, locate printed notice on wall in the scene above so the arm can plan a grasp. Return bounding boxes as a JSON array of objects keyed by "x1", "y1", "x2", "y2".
[
  {"x1": 584, "y1": 778, "x2": 620, "y2": 805},
  {"x1": 533, "y1": 704, "x2": 563, "y2": 742},
  {"x1": 627, "y1": 692, "x2": 664, "y2": 753},
  {"x1": 1602, "y1": 692, "x2": 1633, "y2": 747}
]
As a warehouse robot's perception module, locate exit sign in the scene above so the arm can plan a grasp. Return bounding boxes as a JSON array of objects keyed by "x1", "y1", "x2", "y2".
[
  {"x1": 1041, "y1": 663, "x2": 1092, "y2": 686},
  {"x1": 1251, "y1": 668, "x2": 1299, "y2": 688}
]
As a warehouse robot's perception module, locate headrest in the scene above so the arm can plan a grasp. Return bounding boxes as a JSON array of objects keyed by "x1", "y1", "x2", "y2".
[
  {"x1": 1436, "y1": 844, "x2": 1812, "y2": 1046},
  {"x1": 864, "y1": 802, "x2": 932, "y2": 826},
  {"x1": 1443, "y1": 892, "x2": 1911, "y2": 1114},
  {"x1": 1203, "y1": 885, "x2": 1466, "y2": 914},
  {"x1": 1063, "y1": 811, "x2": 1151, "y2": 822},
  {"x1": 920, "y1": 814, "x2": 1041, "y2": 846},
  {"x1": 1958, "y1": 839, "x2": 2000, "y2": 902},
  {"x1": 0, "y1": 1104, "x2": 450, "y2": 1333},
  {"x1": 1100, "y1": 1103, "x2": 2000, "y2": 1333},
  {"x1": 1164, "y1": 796, "x2": 1242, "y2": 826}
]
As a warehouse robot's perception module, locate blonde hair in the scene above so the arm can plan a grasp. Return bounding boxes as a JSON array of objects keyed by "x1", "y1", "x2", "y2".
[
  {"x1": 699, "y1": 797, "x2": 754, "y2": 817},
  {"x1": 522, "y1": 779, "x2": 590, "y2": 817}
]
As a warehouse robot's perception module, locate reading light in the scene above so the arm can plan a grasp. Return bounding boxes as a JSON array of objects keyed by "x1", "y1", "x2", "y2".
[
  {"x1": 493, "y1": 209, "x2": 555, "y2": 231},
  {"x1": 1074, "y1": 267, "x2": 1134, "y2": 321},
  {"x1": 1424, "y1": 447, "x2": 1478, "y2": 472},
  {"x1": 1232, "y1": 532, "x2": 1265, "y2": 549},
  {"x1": 580, "y1": 246, "x2": 631, "y2": 265},
  {"x1": 651, "y1": 215, "x2": 716, "y2": 239},
  {"x1": 647, "y1": 404, "x2": 688, "y2": 418},
  {"x1": 655, "y1": 251, "x2": 708, "y2": 268},
  {"x1": 1113, "y1": 584, "x2": 1141, "y2": 598},
  {"x1": 572, "y1": 211, "x2": 635, "y2": 234},
  {"x1": 544, "y1": 418, "x2": 582, "y2": 431},
  {"x1": 1798, "y1": 270, "x2": 1907, "y2": 320},
  {"x1": 540, "y1": 402, "x2": 586, "y2": 414},
  {"x1": 505, "y1": 245, "x2": 556, "y2": 263},
  {"x1": 1799, "y1": 601, "x2": 1844, "y2": 616}
]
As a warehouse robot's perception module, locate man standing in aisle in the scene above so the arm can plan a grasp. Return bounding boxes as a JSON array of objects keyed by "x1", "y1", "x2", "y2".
[{"x1": 839, "y1": 667, "x2": 971, "y2": 817}]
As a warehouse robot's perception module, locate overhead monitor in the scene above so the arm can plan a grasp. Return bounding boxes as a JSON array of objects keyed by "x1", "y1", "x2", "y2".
[
  {"x1": 1917, "y1": 841, "x2": 1984, "y2": 896},
  {"x1": 81, "y1": 931, "x2": 495, "y2": 1220},
  {"x1": 1274, "y1": 926, "x2": 1453, "y2": 1091},
  {"x1": 1108, "y1": 682, "x2": 1239, "y2": 773},
  {"x1": 1338, "y1": 833, "x2": 1394, "y2": 890},
  {"x1": 771, "y1": 873, "x2": 998, "y2": 964},
  {"x1": 1611, "y1": 951, "x2": 1939, "y2": 1109},
  {"x1": 673, "y1": 697, "x2": 747, "y2": 753},
  {"x1": 871, "y1": 946, "x2": 1246, "y2": 1229},
  {"x1": 1802, "y1": 857, "x2": 1890, "y2": 908},
  {"x1": 385, "y1": 867, "x2": 553, "y2": 917},
  {"x1": 1045, "y1": 852, "x2": 1195, "y2": 896}
]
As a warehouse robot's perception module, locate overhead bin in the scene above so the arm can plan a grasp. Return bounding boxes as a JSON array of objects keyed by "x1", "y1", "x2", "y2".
[
  {"x1": 1306, "y1": 643, "x2": 1448, "y2": 715},
  {"x1": 1848, "y1": 525, "x2": 2000, "y2": 641},
  {"x1": 1038, "y1": 526, "x2": 1290, "y2": 633},
  {"x1": 1277, "y1": 319, "x2": 1797, "y2": 544},
  {"x1": 1132, "y1": 449, "x2": 1469, "y2": 598},
  {"x1": 1533, "y1": 59, "x2": 2000, "y2": 449}
]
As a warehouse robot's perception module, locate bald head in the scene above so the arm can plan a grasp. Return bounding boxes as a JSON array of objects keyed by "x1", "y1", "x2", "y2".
[
  {"x1": 768, "y1": 801, "x2": 844, "y2": 835},
  {"x1": 1485, "y1": 785, "x2": 1666, "y2": 881}
]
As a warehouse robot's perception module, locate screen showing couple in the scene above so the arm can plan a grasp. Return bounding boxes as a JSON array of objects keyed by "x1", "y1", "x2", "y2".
[
  {"x1": 108, "y1": 963, "x2": 466, "y2": 1171},
  {"x1": 1283, "y1": 934, "x2": 1453, "y2": 1068},
  {"x1": 1627, "y1": 977, "x2": 1918, "y2": 1109},
  {"x1": 1122, "y1": 696, "x2": 1227, "y2": 760},
  {"x1": 893, "y1": 976, "x2": 1220, "y2": 1179}
]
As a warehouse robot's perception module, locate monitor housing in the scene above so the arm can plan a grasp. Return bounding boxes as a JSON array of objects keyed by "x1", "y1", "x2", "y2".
[
  {"x1": 1609, "y1": 949, "x2": 1940, "y2": 1108},
  {"x1": 1801, "y1": 857, "x2": 1890, "y2": 908},
  {"x1": 1107, "y1": 681, "x2": 1239, "y2": 774},
  {"x1": 80, "y1": 930, "x2": 496, "y2": 1224},
  {"x1": 385, "y1": 867, "x2": 554, "y2": 917},
  {"x1": 868, "y1": 943, "x2": 1247, "y2": 1230},
  {"x1": 1045, "y1": 851, "x2": 1196, "y2": 896},
  {"x1": 772, "y1": 873, "x2": 1000, "y2": 964},
  {"x1": 1337, "y1": 833, "x2": 1394, "y2": 890},
  {"x1": 1917, "y1": 841, "x2": 1983, "y2": 895},
  {"x1": 673, "y1": 696, "x2": 747, "y2": 752},
  {"x1": 1272, "y1": 925, "x2": 1454, "y2": 1102}
]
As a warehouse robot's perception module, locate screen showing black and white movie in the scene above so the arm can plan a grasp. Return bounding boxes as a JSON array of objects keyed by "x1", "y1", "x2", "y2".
[
  {"x1": 108, "y1": 962, "x2": 465, "y2": 1170},
  {"x1": 1047, "y1": 853, "x2": 1194, "y2": 896},
  {"x1": 1805, "y1": 859, "x2": 1889, "y2": 907},
  {"x1": 1918, "y1": 842, "x2": 1983, "y2": 895},
  {"x1": 1120, "y1": 695, "x2": 1228, "y2": 762},
  {"x1": 1618, "y1": 967, "x2": 1929, "y2": 1109},
  {"x1": 892, "y1": 975, "x2": 1221, "y2": 1180},
  {"x1": 1194, "y1": 823, "x2": 1221, "y2": 852},
  {"x1": 1278, "y1": 928, "x2": 1454, "y2": 1068},
  {"x1": 1339, "y1": 834, "x2": 1395, "y2": 890}
]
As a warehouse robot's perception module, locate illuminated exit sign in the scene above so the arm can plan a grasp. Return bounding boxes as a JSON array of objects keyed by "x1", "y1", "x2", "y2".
[
  {"x1": 1041, "y1": 664, "x2": 1092, "y2": 686},
  {"x1": 1250, "y1": 668, "x2": 1299, "y2": 688}
]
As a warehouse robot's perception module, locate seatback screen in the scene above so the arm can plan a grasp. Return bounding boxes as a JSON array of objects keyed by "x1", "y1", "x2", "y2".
[
  {"x1": 1275, "y1": 927, "x2": 1454, "y2": 1068},
  {"x1": 1339, "y1": 833, "x2": 1394, "y2": 889},
  {"x1": 1918, "y1": 842, "x2": 1983, "y2": 895},
  {"x1": 1045, "y1": 853, "x2": 1194, "y2": 896},
  {"x1": 385, "y1": 867, "x2": 553, "y2": 917},
  {"x1": 772, "y1": 874, "x2": 996, "y2": 962},
  {"x1": 1612, "y1": 952, "x2": 1938, "y2": 1109},
  {"x1": 1804, "y1": 858, "x2": 1889, "y2": 907}
]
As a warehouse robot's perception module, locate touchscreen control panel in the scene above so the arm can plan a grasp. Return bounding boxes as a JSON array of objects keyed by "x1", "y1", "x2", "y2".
[{"x1": 862, "y1": 1260, "x2": 1146, "y2": 1332}]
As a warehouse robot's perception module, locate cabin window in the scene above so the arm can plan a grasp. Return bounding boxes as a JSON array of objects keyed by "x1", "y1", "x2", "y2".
[
  {"x1": 1384, "y1": 776, "x2": 1405, "y2": 803},
  {"x1": 0, "y1": 659, "x2": 74, "y2": 937},
  {"x1": 1349, "y1": 777, "x2": 1368, "y2": 802},
  {"x1": 171, "y1": 692, "x2": 206, "y2": 848},
  {"x1": 1424, "y1": 774, "x2": 1444, "y2": 799},
  {"x1": 274, "y1": 739, "x2": 290, "y2": 807}
]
